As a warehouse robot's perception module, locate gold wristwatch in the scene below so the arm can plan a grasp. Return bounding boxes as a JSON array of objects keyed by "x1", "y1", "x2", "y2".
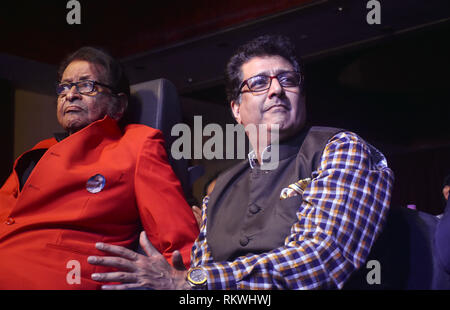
[{"x1": 186, "y1": 267, "x2": 207, "y2": 288}]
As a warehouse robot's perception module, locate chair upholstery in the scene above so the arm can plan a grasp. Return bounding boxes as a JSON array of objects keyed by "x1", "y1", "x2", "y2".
[{"x1": 122, "y1": 78, "x2": 191, "y2": 198}]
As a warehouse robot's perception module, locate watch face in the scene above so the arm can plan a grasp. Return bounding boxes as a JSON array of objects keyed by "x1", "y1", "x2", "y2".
[{"x1": 189, "y1": 268, "x2": 207, "y2": 285}]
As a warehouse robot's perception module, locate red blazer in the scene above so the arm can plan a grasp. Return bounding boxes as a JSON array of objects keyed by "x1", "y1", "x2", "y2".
[{"x1": 0, "y1": 116, "x2": 199, "y2": 289}]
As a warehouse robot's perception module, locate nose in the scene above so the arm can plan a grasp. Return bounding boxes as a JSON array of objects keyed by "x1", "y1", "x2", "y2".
[
  {"x1": 267, "y1": 77, "x2": 284, "y2": 99},
  {"x1": 66, "y1": 85, "x2": 81, "y2": 101}
]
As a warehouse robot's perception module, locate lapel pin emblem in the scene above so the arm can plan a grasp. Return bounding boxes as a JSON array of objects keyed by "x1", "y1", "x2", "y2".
[{"x1": 86, "y1": 174, "x2": 106, "y2": 194}]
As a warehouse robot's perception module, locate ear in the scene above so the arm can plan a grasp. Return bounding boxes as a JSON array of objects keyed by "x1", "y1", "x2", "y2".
[
  {"x1": 230, "y1": 100, "x2": 241, "y2": 124},
  {"x1": 112, "y1": 93, "x2": 128, "y2": 120}
]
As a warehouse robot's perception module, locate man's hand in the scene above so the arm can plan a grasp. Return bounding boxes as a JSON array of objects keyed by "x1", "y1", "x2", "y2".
[{"x1": 87, "y1": 231, "x2": 190, "y2": 290}]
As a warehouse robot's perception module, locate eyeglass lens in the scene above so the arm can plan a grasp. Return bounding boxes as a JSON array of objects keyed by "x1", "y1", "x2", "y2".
[
  {"x1": 247, "y1": 72, "x2": 300, "y2": 91},
  {"x1": 57, "y1": 81, "x2": 95, "y2": 95}
]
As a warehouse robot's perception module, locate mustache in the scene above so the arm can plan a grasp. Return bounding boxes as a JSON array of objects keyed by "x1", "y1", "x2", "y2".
[
  {"x1": 63, "y1": 101, "x2": 86, "y2": 113},
  {"x1": 263, "y1": 100, "x2": 291, "y2": 112}
]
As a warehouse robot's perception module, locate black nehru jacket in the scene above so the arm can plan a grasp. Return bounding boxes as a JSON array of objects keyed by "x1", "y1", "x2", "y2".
[{"x1": 206, "y1": 126, "x2": 343, "y2": 262}]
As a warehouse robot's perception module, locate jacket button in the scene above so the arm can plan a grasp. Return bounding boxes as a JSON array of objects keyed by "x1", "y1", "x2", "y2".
[
  {"x1": 5, "y1": 217, "x2": 15, "y2": 225},
  {"x1": 239, "y1": 236, "x2": 249, "y2": 246},
  {"x1": 248, "y1": 204, "x2": 260, "y2": 215}
]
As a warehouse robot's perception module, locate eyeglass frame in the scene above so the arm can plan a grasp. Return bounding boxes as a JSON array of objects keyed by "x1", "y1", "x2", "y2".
[
  {"x1": 237, "y1": 71, "x2": 302, "y2": 97},
  {"x1": 56, "y1": 79, "x2": 116, "y2": 97}
]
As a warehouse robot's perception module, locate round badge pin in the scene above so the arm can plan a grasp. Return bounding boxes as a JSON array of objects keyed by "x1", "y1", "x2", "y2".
[{"x1": 86, "y1": 174, "x2": 106, "y2": 194}]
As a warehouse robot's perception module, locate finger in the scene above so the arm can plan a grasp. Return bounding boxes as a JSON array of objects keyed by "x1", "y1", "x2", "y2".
[
  {"x1": 91, "y1": 271, "x2": 137, "y2": 283},
  {"x1": 171, "y1": 250, "x2": 186, "y2": 271},
  {"x1": 192, "y1": 206, "x2": 202, "y2": 228},
  {"x1": 95, "y1": 242, "x2": 139, "y2": 261},
  {"x1": 139, "y1": 231, "x2": 160, "y2": 257},
  {"x1": 101, "y1": 283, "x2": 149, "y2": 290},
  {"x1": 87, "y1": 256, "x2": 137, "y2": 272},
  {"x1": 192, "y1": 205, "x2": 201, "y2": 214}
]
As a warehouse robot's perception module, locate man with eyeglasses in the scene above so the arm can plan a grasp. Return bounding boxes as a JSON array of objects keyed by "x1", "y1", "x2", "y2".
[
  {"x1": 0, "y1": 46, "x2": 199, "y2": 289},
  {"x1": 88, "y1": 35, "x2": 394, "y2": 290}
]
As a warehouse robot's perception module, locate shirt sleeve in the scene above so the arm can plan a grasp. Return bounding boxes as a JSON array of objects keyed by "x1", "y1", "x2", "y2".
[
  {"x1": 135, "y1": 130, "x2": 199, "y2": 269},
  {"x1": 190, "y1": 131, "x2": 394, "y2": 289}
]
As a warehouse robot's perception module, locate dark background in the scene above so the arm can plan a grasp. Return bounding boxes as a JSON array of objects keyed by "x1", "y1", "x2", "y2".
[{"x1": 0, "y1": 0, "x2": 449, "y2": 213}]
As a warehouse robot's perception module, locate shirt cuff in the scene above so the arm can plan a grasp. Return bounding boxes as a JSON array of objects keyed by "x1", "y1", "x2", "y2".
[{"x1": 201, "y1": 263, "x2": 238, "y2": 290}]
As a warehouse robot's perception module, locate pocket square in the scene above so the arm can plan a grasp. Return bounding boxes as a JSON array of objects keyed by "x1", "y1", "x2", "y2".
[{"x1": 280, "y1": 178, "x2": 311, "y2": 200}]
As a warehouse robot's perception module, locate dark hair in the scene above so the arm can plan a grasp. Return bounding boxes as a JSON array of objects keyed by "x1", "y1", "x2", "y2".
[
  {"x1": 57, "y1": 46, "x2": 130, "y2": 98},
  {"x1": 225, "y1": 34, "x2": 303, "y2": 103}
]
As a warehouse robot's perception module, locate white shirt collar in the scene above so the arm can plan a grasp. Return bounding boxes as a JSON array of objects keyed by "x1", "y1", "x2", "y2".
[{"x1": 247, "y1": 145, "x2": 274, "y2": 169}]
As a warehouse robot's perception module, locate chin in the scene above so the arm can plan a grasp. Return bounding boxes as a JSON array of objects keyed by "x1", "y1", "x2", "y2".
[
  {"x1": 64, "y1": 120, "x2": 87, "y2": 134},
  {"x1": 278, "y1": 124, "x2": 304, "y2": 140},
  {"x1": 269, "y1": 121, "x2": 293, "y2": 132}
]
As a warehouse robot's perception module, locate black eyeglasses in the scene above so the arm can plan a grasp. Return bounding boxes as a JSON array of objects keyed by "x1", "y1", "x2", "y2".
[
  {"x1": 56, "y1": 80, "x2": 115, "y2": 96},
  {"x1": 238, "y1": 71, "x2": 302, "y2": 95}
]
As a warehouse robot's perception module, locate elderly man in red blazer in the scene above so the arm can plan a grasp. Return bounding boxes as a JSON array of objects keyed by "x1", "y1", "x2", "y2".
[{"x1": 0, "y1": 47, "x2": 199, "y2": 289}]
